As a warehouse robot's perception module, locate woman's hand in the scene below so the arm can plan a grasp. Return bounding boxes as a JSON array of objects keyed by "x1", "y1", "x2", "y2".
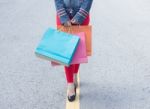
[
  {"x1": 71, "y1": 19, "x2": 79, "y2": 25},
  {"x1": 63, "y1": 21, "x2": 72, "y2": 27}
]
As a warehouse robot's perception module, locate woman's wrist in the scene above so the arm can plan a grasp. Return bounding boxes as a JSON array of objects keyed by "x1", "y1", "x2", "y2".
[
  {"x1": 63, "y1": 20, "x2": 72, "y2": 27},
  {"x1": 71, "y1": 19, "x2": 79, "y2": 25}
]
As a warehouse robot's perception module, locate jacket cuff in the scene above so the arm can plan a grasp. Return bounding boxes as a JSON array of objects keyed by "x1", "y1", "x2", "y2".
[
  {"x1": 57, "y1": 8, "x2": 70, "y2": 24},
  {"x1": 72, "y1": 8, "x2": 89, "y2": 24}
]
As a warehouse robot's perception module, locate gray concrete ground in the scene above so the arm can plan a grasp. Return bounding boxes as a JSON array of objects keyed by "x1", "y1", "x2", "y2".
[{"x1": 0, "y1": 0, "x2": 150, "y2": 109}]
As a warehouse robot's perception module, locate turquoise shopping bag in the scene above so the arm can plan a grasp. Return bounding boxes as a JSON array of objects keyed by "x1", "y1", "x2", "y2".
[{"x1": 35, "y1": 28, "x2": 80, "y2": 66}]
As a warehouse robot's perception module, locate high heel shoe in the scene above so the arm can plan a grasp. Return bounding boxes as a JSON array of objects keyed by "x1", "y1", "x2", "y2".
[{"x1": 67, "y1": 83, "x2": 76, "y2": 102}]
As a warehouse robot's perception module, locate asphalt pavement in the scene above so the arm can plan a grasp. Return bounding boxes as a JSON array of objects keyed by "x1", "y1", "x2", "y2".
[{"x1": 0, "y1": 0, "x2": 150, "y2": 109}]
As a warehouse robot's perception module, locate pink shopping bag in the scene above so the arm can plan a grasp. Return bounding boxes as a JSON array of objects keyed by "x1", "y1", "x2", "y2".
[{"x1": 51, "y1": 32, "x2": 88, "y2": 66}]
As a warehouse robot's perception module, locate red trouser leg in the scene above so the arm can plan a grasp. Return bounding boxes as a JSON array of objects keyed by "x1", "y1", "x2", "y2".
[
  {"x1": 64, "y1": 65, "x2": 74, "y2": 83},
  {"x1": 74, "y1": 64, "x2": 80, "y2": 74},
  {"x1": 56, "y1": 15, "x2": 90, "y2": 83},
  {"x1": 64, "y1": 64, "x2": 80, "y2": 83}
]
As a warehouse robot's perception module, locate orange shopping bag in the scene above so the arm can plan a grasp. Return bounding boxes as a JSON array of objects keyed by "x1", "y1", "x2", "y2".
[{"x1": 57, "y1": 25, "x2": 92, "y2": 56}]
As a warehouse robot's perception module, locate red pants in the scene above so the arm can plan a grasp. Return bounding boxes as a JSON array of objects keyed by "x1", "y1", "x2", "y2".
[{"x1": 56, "y1": 15, "x2": 90, "y2": 83}]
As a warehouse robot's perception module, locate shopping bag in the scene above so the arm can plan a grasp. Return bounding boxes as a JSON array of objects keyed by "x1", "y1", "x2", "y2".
[
  {"x1": 57, "y1": 25, "x2": 92, "y2": 56},
  {"x1": 51, "y1": 32, "x2": 88, "y2": 66},
  {"x1": 35, "y1": 27, "x2": 80, "y2": 66}
]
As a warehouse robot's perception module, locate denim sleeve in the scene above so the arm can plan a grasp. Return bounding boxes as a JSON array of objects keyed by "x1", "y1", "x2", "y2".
[
  {"x1": 54, "y1": 0, "x2": 70, "y2": 24},
  {"x1": 72, "y1": 0, "x2": 93, "y2": 24}
]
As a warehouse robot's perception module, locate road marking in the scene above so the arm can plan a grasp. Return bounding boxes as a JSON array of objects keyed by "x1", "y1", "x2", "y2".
[{"x1": 66, "y1": 72, "x2": 80, "y2": 109}]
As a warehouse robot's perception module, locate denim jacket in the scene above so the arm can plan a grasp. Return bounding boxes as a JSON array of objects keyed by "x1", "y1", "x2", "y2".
[{"x1": 54, "y1": 0, "x2": 93, "y2": 24}]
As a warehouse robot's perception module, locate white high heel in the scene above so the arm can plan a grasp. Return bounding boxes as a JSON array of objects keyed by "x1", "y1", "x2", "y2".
[{"x1": 67, "y1": 83, "x2": 76, "y2": 102}]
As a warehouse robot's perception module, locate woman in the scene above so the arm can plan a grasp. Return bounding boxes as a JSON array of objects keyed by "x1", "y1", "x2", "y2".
[{"x1": 54, "y1": 0, "x2": 93, "y2": 102}]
